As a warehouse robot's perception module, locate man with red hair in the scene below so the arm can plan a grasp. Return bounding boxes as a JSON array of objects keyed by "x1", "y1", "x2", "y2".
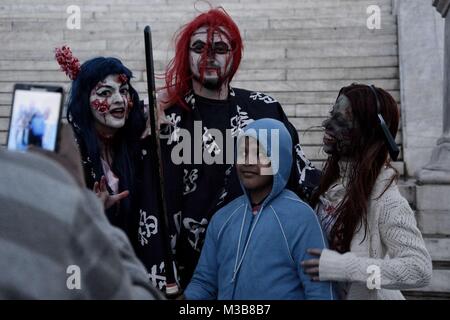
[{"x1": 159, "y1": 7, "x2": 319, "y2": 289}]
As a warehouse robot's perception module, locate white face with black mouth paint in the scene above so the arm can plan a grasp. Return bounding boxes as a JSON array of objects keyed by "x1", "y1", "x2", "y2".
[
  {"x1": 189, "y1": 26, "x2": 233, "y2": 90},
  {"x1": 89, "y1": 74, "x2": 131, "y2": 132}
]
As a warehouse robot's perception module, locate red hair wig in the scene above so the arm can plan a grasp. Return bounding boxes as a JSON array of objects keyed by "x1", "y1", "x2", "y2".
[{"x1": 163, "y1": 7, "x2": 243, "y2": 109}]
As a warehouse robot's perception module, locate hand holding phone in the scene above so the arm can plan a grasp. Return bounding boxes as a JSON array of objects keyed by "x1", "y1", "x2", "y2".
[{"x1": 7, "y1": 84, "x2": 64, "y2": 152}]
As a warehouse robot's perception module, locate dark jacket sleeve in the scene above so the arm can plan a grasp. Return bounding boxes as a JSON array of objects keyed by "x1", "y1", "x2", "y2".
[{"x1": 276, "y1": 104, "x2": 321, "y2": 204}]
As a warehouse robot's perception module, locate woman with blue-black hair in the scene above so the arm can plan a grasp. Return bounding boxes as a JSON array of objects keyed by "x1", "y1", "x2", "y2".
[{"x1": 55, "y1": 46, "x2": 170, "y2": 292}]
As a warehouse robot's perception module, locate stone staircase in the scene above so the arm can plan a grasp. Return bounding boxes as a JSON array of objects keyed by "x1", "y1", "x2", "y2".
[{"x1": 0, "y1": 0, "x2": 448, "y2": 299}]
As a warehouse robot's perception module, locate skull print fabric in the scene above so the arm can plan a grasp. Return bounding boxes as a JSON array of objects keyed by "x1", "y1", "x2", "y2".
[{"x1": 159, "y1": 87, "x2": 320, "y2": 288}]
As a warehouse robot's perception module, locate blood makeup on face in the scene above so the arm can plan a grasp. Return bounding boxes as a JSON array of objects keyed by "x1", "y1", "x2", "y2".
[
  {"x1": 189, "y1": 26, "x2": 233, "y2": 89},
  {"x1": 117, "y1": 73, "x2": 128, "y2": 85},
  {"x1": 91, "y1": 98, "x2": 110, "y2": 114},
  {"x1": 116, "y1": 74, "x2": 133, "y2": 109},
  {"x1": 89, "y1": 74, "x2": 131, "y2": 129}
]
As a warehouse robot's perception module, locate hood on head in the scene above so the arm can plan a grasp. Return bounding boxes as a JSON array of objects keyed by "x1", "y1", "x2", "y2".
[{"x1": 237, "y1": 118, "x2": 293, "y2": 205}]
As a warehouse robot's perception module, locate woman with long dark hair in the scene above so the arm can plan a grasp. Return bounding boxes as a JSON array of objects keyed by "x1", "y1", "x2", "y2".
[
  {"x1": 302, "y1": 83, "x2": 432, "y2": 299},
  {"x1": 65, "y1": 56, "x2": 145, "y2": 230},
  {"x1": 56, "y1": 47, "x2": 170, "y2": 291}
]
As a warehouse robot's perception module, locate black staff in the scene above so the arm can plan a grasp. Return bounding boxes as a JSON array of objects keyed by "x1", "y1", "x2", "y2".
[{"x1": 144, "y1": 25, "x2": 179, "y2": 297}]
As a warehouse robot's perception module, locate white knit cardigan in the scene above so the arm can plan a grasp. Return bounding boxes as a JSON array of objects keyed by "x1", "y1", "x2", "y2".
[{"x1": 318, "y1": 167, "x2": 433, "y2": 300}]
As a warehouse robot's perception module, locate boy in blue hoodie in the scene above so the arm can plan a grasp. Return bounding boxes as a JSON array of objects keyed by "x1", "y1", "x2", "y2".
[{"x1": 185, "y1": 118, "x2": 335, "y2": 300}]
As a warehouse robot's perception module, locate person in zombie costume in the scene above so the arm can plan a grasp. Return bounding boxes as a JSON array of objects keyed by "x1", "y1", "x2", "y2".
[
  {"x1": 159, "y1": 8, "x2": 320, "y2": 288},
  {"x1": 302, "y1": 84, "x2": 432, "y2": 299},
  {"x1": 55, "y1": 46, "x2": 170, "y2": 291}
]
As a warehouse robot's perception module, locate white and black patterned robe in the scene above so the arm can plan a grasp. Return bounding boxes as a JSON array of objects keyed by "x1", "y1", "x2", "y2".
[{"x1": 159, "y1": 87, "x2": 320, "y2": 288}]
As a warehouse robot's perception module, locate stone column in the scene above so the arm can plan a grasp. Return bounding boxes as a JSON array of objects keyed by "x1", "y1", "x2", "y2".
[
  {"x1": 396, "y1": 0, "x2": 445, "y2": 176},
  {"x1": 415, "y1": 0, "x2": 450, "y2": 241},
  {"x1": 417, "y1": 0, "x2": 450, "y2": 183}
]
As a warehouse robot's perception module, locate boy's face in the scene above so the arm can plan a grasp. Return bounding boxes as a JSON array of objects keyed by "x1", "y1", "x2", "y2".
[{"x1": 236, "y1": 137, "x2": 273, "y2": 191}]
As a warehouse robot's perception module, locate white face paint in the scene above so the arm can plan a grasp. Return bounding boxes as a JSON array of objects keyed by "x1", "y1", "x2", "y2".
[
  {"x1": 189, "y1": 26, "x2": 233, "y2": 90},
  {"x1": 89, "y1": 74, "x2": 131, "y2": 131}
]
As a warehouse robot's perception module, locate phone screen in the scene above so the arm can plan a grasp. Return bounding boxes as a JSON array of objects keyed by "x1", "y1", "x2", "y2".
[{"x1": 7, "y1": 86, "x2": 63, "y2": 152}]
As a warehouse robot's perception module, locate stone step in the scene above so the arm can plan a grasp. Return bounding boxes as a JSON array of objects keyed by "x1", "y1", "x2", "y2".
[
  {"x1": 417, "y1": 211, "x2": 450, "y2": 237},
  {"x1": 0, "y1": 45, "x2": 399, "y2": 61},
  {"x1": 415, "y1": 184, "x2": 450, "y2": 236},
  {"x1": 311, "y1": 160, "x2": 405, "y2": 176},
  {"x1": 404, "y1": 269, "x2": 450, "y2": 294},
  {"x1": 0, "y1": 86, "x2": 400, "y2": 106},
  {"x1": 424, "y1": 237, "x2": 450, "y2": 262},
  {"x1": 290, "y1": 116, "x2": 403, "y2": 132},
  {"x1": 52, "y1": 33, "x2": 397, "y2": 48},
  {"x1": 244, "y1": 27, "x2": 397, "y2": 41},
  {"x1": 150, "y1": 67, "x2": 399, "y2": 82},
  {"x1": 302, "y1": 145, "x2": 403, "y2": 162},
  {"x1": 1, "y1": 23, "x2": 397, "y2": 42},
  {"x1": 0, "y1": 0, "x2": 387, "y2": 4},
  {"x1": 397, "y1": 178, "x2": 416, "y2": 208},
  {"x1": 0, "y1": 1, "x2": 393, "y2": 19},
  {"x1": 291, "y1": 103, "x2": 403, "y2": 118},
  {"x1": 269, "y1": 16, "x2": 396, "y2": 29},
  {"x1": 417, "y1": 185, "x2": 450, "y2": 213},
  {"x1": 0, "y1": 105, "x2": 10, "y2": 116},
  {"x1": 263, "y1": 91, "x2": 400, "y2": 104},
  {"x1": 297, "y1": 129, "x2": 403, "y2": 145},
  {"x1": 0, "y1": 70, "x2": 144, "y2": 83},
  {"x1": 0, "y1": 40, "x2": 110, "y2": 51},
  {"x1": 0, "y1": 79, "x2": 400, "y2": 94},
  {"x1": 2, "y1": 8, "x2": 395, "y2": 21},
  {"x1": 0, "y1": 97, "x2": 402, "y2": 122},
  {"x1": 287, "y1": 44, "x2": 398, "y2": 59},
  {"x1": 0, "y1": 48, "x2": 274, "y2": 61},
  {"x1": 0, "y1": 0, "x2": 392, "y2": 10},
  {"x1": 0, "y1": 57, "x2": 399, "y2": 74},
  {"x1": 0, "y1": 7, "x2": 393, "y2": 21},
  {"x1": 230, "y1": 79, "x2": 399, "y2": 92},
  {"x1": 286, "y1": 67, "x2": 399, "y2": 81},
  {"x1": 0, "y1": 37, "x2": 398, "y2": 52},
  {"x1": 4, "y1": 19, "x2": 270, "y2": 33},
  {"x1": 0, "y1": 118, "x2": 9, "y2": 131}
]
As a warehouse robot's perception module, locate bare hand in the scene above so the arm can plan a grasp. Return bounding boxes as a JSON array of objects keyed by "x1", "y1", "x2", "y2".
[
  {"x1": 93, "y1": 175, "x2": 129, "y2": 209},
  {"x1": 301, "y1": 248, "x2": 323, "y2": 281}
]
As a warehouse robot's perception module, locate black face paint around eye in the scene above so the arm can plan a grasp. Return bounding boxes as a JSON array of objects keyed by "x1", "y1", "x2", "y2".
[
  {"x1": 322, "y1": 95, "x2": 356, "y2": 157},
  {"x1": 190, "y1": 41, "x2": 231, "y2": 55}
]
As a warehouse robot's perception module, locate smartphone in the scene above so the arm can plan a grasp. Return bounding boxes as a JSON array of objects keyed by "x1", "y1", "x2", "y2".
[{"x1": 7, "y1": 84, "x2": 64, "y2": 152}]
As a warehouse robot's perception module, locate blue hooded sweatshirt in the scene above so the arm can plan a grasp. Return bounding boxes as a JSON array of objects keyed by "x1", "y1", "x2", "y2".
[{"x1": 185, "y1": 119, "x2": 334, "y2": 300}]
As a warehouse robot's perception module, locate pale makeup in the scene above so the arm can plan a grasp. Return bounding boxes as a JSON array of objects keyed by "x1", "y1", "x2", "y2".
[
  {"x1": 89, "y1": 74, "x2": 131, "y2": 133},
  {"x1": 189, "y1": 26, "x2": 233, "y2": 91}
]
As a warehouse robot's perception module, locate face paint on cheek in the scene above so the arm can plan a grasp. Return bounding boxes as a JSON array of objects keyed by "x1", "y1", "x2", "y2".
[
  {"x1": 335, "y1": 128, "x2": 355, "y2": 155},
  {"x1": 91, "y1": 98, "x2": 110, "y2": 114}
]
